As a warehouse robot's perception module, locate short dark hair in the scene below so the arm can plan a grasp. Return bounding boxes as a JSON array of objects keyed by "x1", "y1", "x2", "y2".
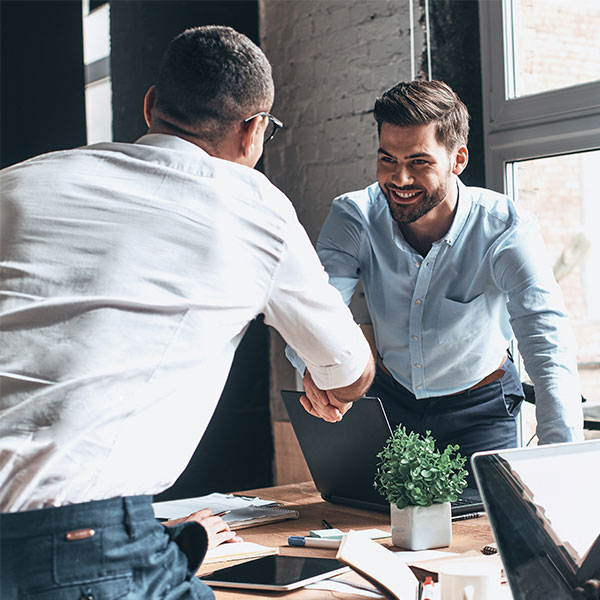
[
  {"x1": 373, "y1": 80, "x2": 470, "y2": 151},
  {"x1": 154, "y1": 26, "x2": 274, "y2": 143}
]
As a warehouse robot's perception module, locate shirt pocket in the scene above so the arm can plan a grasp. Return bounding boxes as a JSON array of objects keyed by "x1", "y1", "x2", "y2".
[{"x1": 437, "y1": 293, "x2": 489, "y2": 344}]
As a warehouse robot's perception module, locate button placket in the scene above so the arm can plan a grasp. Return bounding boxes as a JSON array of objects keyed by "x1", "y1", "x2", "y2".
[{"x1": 408, "y1": 246, "x2": 439, "y2": 397}]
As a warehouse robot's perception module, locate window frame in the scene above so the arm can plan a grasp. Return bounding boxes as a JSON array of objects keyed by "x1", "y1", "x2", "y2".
[{"x1": 478, "y1": 0, "x2": 600, "y2": 193}]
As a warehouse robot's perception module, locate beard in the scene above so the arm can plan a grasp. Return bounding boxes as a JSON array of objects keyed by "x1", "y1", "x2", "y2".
[{"x1": 383, "y1": 181, "x2": 450, "y2": 225}]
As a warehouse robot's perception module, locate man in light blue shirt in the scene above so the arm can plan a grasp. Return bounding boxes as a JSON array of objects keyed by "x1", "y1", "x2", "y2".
[{"x1": 296, "y1": 80, "x2": 583, "y2": 466}]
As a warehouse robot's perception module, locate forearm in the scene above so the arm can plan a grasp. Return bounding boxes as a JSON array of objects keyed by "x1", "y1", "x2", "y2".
[
  {"x1": 496, "y1": 218, "x2": 584, "y2": 442},
  {"x1": 329, "y1": 353, "x2": 375, "y2": 402},
  {"x1": 513, "y1": 314, "x2": 583, "y2": 443}
]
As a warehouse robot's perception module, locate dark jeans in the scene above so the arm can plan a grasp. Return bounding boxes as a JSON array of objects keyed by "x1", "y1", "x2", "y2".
[
  {"x1": 369, "y1": 358, "x2": 524, "y2": 486},
  {"x1": 0, "y1": 495, "x2": 214, "y2": 600}
]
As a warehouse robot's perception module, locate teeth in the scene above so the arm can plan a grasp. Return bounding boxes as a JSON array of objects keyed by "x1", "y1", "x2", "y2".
[{"x1": 393, "y1": 190, "x2": 419, "y2": 199}]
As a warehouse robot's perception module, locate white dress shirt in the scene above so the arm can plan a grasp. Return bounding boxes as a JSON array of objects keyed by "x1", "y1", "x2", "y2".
[{"x1": 0, "y1": 134, "x2": 371, "y2": 512}]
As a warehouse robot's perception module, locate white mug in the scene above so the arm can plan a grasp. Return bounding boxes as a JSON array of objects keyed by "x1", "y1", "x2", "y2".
[{"x1": 439, "y1": 560, "x2": 502, "y2": 600}]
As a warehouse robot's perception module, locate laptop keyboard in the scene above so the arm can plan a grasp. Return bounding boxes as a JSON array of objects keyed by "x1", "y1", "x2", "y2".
[{"x1": 451, "y1": 495, "x2": 484, "y2": 516}]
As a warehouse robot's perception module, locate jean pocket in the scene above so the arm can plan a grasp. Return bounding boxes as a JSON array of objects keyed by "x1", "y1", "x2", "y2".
[
  {"x1": 53, "y1": 530, "x2": 104, "y2": 584},
  {"x1": 24, "y1": 573, "x2": 132, "y2": 600}
]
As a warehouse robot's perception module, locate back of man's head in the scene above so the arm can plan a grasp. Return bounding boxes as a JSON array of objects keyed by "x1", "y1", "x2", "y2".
[
  {"x1": 154, "y1": 26, "x2": 274, "y2": 145},
  {"x1": 373, "y1": 80, "x2": 469, "y2": 151}
]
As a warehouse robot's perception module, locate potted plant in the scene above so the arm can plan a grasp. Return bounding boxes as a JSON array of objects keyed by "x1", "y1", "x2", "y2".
[{"x1": 374, "y1": 426, "x2": 468, "y2": 550}]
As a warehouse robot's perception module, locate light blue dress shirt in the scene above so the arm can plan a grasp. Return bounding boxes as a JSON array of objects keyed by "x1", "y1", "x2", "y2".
[{"x1": 310, "y1": 179, "x2": 583, "y2": 444}]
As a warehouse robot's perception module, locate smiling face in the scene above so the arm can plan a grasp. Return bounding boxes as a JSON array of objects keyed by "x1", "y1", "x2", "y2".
[{"x1": 377, "y1": 122, "x2": 467, "y2": 225}]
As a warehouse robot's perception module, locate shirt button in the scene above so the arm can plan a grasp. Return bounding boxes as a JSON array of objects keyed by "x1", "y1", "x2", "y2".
[
  {"x1": 412, "y1": 335, "x2": 418, "y2": 341},
  {"x1": 415, "y1": 299, "x2": 422, "y2": 305},
  {"x1": 415, "y1": 363, "x2": 422, "y2": 368},
  {"x1": 416, "y1": 384, "x2": 423, "y2": 390},
  {"x1": 416, "y1": 261, "x2": 421, "y2": 268}
]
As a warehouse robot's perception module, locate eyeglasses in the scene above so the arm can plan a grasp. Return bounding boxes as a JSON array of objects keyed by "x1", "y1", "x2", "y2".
[{"x1": 244, "y1": 112, "x2": 283, "y2": 143}]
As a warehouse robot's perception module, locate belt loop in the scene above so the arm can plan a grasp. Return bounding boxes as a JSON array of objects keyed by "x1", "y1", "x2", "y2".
[{"x1": 123, "y1": 497, "x2": 137, "y2": 540}]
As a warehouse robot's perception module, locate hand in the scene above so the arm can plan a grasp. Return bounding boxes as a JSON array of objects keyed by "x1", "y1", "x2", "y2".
[
  {"x1": 162, "y1": 509, "x2": 243, "y2": 550},
  {"x1": 300, "y1": 370, "x2": 353, "y2": 423}
]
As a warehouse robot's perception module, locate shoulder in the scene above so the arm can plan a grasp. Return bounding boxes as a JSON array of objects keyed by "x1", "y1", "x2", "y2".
[
  {"x1": 329, "y1": 182, "x2": 385, "y2": 221},
  {"x1": 1, "y1": 145, "x2": 89, "y2": 174},
  {"x1": 221, "y1": 160, "x2": 297, "y2": 222},
  {"x1": 464, "y1": 184, "x2": 536, "y2": 230}
]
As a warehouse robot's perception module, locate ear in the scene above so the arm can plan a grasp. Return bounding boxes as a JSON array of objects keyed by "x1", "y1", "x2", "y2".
[
  {"x1": 239, "y1": 115, "x2": 262, "y2": 161},
  {"x1": 452, "y1": 145, "x2": 469, "y2": 176},
  {"x1": 143, "y1": 86, "x2": 156, "y2": 128}
]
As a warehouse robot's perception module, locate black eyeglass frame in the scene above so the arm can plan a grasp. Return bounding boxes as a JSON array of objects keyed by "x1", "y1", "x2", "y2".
[{"x1": 244, "y1": 112, "x2": 283, "y2": 143}]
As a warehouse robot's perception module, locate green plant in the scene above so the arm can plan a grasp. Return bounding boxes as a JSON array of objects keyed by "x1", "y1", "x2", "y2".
[{"x1": 374, "y1": 426, "x2": 468, "y2": 509}]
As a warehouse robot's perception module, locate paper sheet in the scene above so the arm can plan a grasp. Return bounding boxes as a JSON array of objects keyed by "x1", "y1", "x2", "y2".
[
  {"x1": 305, "y1": 578, "x2": 385, "y2": 598},
  {"x1": 152, "y1": 492, "x2": 278, "y2": 519}
]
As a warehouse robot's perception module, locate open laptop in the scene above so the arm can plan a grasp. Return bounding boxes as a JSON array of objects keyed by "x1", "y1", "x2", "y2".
[
  {"x1": 472, "y1": 440, "x2": 600, "y2": 600},
  {"x1": 281, "y1": 390, "x2": 483, "y2": 517}
]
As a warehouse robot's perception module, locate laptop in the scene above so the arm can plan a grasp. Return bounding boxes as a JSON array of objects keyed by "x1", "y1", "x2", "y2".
[
  {"x1": 472, "y1": 440, "x2": 600, "y2": 600},
  {"x1": 281, "y1": 390, "x2": 483, "y2": 517}
]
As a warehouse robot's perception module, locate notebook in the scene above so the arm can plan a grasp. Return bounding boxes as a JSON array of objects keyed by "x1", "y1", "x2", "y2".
[
  {"x1": 203, "y1": 541, "x2": 278, "y2": 565},
  {"x1": 281, "y1": 390, "x2": 483, "y2": 517},
  {"x1": 471, "y1": 440, "x2": 600, "y2": 600},
  {"x1": 152, "y1": 492, "x2": 299, "y2": 529}
]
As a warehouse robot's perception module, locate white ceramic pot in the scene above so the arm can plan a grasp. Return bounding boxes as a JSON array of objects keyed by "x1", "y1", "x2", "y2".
[{"x1": 390, "y1": 501, "x2": 452, "y2": 550}]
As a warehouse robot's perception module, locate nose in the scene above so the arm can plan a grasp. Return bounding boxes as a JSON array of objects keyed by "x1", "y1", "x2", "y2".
[{"x1": 391, "y1": 164, "x2": 414, "y2": 187}]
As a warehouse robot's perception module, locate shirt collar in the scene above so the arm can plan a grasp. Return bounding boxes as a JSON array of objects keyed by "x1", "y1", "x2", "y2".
[
  {"x1": 443, "y1": 178, "x2": 471, "y2": 246},
  {"x1": 134, "y1": 133, "x2": 210, "y2": 157}
]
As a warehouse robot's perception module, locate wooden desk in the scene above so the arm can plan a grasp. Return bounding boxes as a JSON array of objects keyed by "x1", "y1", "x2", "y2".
[{"x1": 198, "y1": 481, "x2": 495, "y2": 599}]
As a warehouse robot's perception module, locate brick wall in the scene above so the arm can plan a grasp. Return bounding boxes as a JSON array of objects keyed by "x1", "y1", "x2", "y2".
[{"x1": 260, "y1": 0, "x2": 422, "y2": 241}]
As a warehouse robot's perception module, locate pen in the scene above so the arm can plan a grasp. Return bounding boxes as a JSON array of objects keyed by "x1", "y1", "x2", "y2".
[
  {"x1": 214, "y1": 510, "x2": 231, "y2": 517},
  {"x1": 321, "y1": 519, "x2": 334, "y2": 529},
  {"x1": 452, "y1": 512, "x2": 483, "y2": 522},
  {"x1": 288, "y1": 536, "x2": 340, "y2": 549}
]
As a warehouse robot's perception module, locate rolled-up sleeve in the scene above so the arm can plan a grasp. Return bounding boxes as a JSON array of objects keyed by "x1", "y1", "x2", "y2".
[{"x1": 263, "y1": 209, "x2": 371, "y2": 390}]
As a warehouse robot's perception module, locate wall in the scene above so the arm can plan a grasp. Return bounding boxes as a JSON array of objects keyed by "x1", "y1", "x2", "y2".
[
  {"x1": 427, "y1": 0, "x2": 484, "y2": 188},
  {"x1": 110, "y1": 0, "x2": 261, "y2": 143},
  {"x1": 0, "y1": 0, "x2": 86, "y2": 168}
]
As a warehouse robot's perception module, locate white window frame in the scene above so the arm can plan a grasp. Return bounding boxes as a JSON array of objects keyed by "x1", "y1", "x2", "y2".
[
  {"x1": 478, "y1": 0, "x2": 600, "y2": 194},
  {"x1": 479, "y1": 0, "x2": 600, "y2": 443}
]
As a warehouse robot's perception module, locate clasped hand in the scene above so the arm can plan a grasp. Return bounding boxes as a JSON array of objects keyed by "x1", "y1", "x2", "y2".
[{"x1": 300, "y1": 370, "x2": 353, "y2": 422}]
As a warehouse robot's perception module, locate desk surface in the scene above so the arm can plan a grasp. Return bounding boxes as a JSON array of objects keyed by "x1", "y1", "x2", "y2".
[{"x1": 198, "y1": 481, "x2": 496, "y2": 599}]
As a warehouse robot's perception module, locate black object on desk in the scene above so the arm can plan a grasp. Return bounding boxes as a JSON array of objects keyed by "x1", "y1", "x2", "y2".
[
  {"x1": 281, "y1": 390, "x2": 484, "y2": 517},
  {"x1": 200, "y1": 555, "x2": 349, "y2": 591}
]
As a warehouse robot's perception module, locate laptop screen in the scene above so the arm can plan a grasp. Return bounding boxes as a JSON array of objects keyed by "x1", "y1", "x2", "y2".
[
  {"x1": 281, "y1": 391, "x2": 392, "y2": 511},
  {"x1": 472, "y1": 440, "x2": 600, "y2": 599}
]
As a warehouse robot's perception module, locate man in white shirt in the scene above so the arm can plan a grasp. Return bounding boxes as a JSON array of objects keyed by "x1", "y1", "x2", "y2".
[{"x1": 0, "y1": 26, "x2": 374, "y2": 599}]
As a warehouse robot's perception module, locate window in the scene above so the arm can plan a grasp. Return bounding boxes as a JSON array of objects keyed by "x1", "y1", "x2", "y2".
[
  {"x1": 82, "y1": 0, "x2": 112, "y2": 144},
  {"x1": 506, "y1": 0, "x2": 600, "y2": 98},
  {"x1": 479, "y1": 0, "x2": 600, "y2": 442}
]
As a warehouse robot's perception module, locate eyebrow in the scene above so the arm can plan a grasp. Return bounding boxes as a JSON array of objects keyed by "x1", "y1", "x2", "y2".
[{"x1": 377, "y1": 148, "x2": 435, "y2": 160}]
